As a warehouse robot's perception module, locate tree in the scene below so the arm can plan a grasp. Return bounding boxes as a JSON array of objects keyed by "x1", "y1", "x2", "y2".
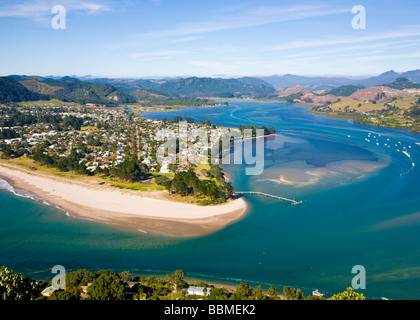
[
  {"x1": 233, "y1": 283, "x2": 253, "y2": 300},
  {"x1": 252, "y1": 285, "x2": 266, "y2": 300},
  {"x1": 329, "y1": 287, "x2": 365, "y2": 300},
  {"x1": 166, "y1": 270, "x2": 187, "y2": 292},
  {"x1": 65, "y1": 269, "x2": 94, "y2": 290},
  {"x1": 111, "y1": 156, "x2": 148, "y2": 182},
  {"x1": 48, "y1": 288, "x2": 81, "y2": 300},
  {"x1": 0, "y1": 266, "x2": 40, "y2": 300},
  {"x1": 119, "y1": 271, "x2": 134, "y2": 282},
  {"x1": 87, "y1": 271, "x2": 125, "y2": 300},
  {"x1": 209, "y1": 287, "x2": 228, "y2": 300},
  {"x1": 267, "y1": 286, "x2": 279, "y2": 300},
  {"x1": 283, "y1": 286, "x2": 304, "y2": 300},
  {"x1": 155, "y1": 175, "x2": 171, "y2": 186}
]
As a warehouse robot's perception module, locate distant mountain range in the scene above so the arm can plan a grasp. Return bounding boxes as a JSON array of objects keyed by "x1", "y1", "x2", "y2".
[
  {"x1": 1, "y1": 69, "x2": 419, "y2": 104},
  {"x1": 258, "y1": 69, "x2": 420, "y2": 90},
  {"x1": 82, "y1": 76, "x2": 276, "y2": 98},
  {"x1": 0, "y1": 75, "x2": 277, "y2": 104},
  {"x1": 82, "y1": 69, "x2": 420, "y2": 95}
]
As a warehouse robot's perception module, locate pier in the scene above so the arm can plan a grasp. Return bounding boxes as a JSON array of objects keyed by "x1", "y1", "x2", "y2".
[{"x1": 235, "y1": 191, "x2": 303, "y2": 206}]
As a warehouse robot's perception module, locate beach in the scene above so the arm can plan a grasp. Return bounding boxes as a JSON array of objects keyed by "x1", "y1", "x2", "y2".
[{"x1": 0, "y1": 162, "x2": 247, "y2": 238}]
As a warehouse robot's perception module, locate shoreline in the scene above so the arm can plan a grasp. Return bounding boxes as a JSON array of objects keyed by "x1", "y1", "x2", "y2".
[{"x1": 0, "y1": 162, "x2": 247, "y2": 238}]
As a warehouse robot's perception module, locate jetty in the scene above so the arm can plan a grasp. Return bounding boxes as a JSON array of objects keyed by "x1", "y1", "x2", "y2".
[{"x1": 235, "y1": 191, "x2": 303, "y2": 206}]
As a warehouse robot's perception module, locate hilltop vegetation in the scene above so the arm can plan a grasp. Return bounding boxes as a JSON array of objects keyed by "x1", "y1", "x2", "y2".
[
  {"x1": 324, "y1": 85, "x2": 365, "y2": 97},
  {"x1": 0, "y1": 265, "x2": 366, "y2": 301},
  {"x1": 17, "y1": 76, "x2": 136, "y2": 107},
  {"x1": 1, "y1": 75, "x2": 275, "y2": 107},
  {"x1": 382, "y1": 77, "x2": 420, "y2": 90},
  {"x1": 149, "y1": 76, "x2": 275, "y2": 98},
  {"x1": 0, "y1": 77, "x2": 47, "y2": 103}
]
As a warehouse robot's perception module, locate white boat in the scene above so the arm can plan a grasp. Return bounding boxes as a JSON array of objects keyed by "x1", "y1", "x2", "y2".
[
  {"x1": 312, "y1": 289, "x2": 325, "y2": 297},
  {"x1": 402, "y1": 150, "x2": 410, "y2": 158}
]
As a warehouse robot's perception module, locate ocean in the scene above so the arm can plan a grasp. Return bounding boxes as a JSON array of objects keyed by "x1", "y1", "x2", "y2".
[{"x1": 1, "y1": 101, "x2": 419, "y2": 299}]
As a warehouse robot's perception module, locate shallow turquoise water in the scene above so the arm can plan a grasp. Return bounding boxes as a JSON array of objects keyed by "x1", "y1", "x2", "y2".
[{"x1": 1, "y1": 101, "x2": 419, "y2": 299}]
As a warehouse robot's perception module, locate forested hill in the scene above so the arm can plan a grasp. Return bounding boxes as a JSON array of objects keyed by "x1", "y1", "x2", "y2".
[
  {"x1": 9, "y1": 76, "x2": 137, "y2": 106},
  {"x1": 153, "y1": 76, "x2": 275, "y2": 98},
  {"x1": 87, "y1": 76, "x2": 276, "y2": 98},
  {"x1": 0, "y1": 77, "x2": 46, "y2": 103},
  {"x1": 382, "y1": 77, "x2": 420, "y2": 90},
  {"x1": 2, "y1": 75, "x2": 275, "y2": 104}
]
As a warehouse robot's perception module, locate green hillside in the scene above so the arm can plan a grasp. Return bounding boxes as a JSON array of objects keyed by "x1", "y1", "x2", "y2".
[
  {"x1": 383, "y1": 77, "x2": 420, "y2": 90},
  {"x1": 0, "y1": 77, "x2": 46, "y2": 103},
  {"x1": 325, "y1": 85, "x2": 365, "y2": 97},
  {"x1": 13, "y1": 76, "x2": 136, "y2": 106},
  {"x1": 156, "y1": 76, "x2": 275, "y2": 98}
]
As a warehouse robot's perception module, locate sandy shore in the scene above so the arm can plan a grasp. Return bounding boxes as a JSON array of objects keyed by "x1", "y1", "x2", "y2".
[{"x1": 0, "y1": 162, "x2": 247, "y2": 238}]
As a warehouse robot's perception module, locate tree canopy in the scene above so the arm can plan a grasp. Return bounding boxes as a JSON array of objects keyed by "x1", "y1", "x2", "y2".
[
  {"x1": 0, "y1": 266, "x2": 40, "y2": 300},
  {"x1": 329, "y1": 287, "x2": 365, "y2": 300}
]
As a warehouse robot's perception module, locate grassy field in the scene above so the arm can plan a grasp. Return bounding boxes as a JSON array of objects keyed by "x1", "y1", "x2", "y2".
[
  {"x1": 310, "y1": 96, "x2": 420, "y2": 132},
  {"x1": 306, "y1": 110, "x2": 353, "y2": 119},
  {"x1": 2, "y1": 157, "x2": 166, "y2": 192},
  {"x1": 17, "y1": 99, "x2": 81, "y2": 108},
  {"x1": 317, "y1": 97, "x2": 418, "y2": 113}
]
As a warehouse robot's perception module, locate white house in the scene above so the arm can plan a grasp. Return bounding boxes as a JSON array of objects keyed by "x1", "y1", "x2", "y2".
[
  {"x1": 160, "y1": 163, "x2": 171, "y2": 173},
  {"x1": 187, "y1": 286, "x2": 211, "y2": 297}
]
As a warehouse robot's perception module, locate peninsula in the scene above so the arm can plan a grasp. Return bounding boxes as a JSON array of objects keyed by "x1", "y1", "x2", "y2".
[{"x1": 0, "y1": 103, "x2": 249, "y2": 237}]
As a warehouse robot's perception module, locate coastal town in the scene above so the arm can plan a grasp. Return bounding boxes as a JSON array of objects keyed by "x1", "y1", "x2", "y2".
[
  {"x1": 0, "y1": 105, "x2": 206, "y2": 173},
  {"x1": 0, "y1": 104, "x2": 250, "y2": 205}
]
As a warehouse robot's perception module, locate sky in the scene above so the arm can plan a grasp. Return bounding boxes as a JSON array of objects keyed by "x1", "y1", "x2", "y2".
[{"x1": 0, "y1": 0, "x2": 420, "y2": 78}]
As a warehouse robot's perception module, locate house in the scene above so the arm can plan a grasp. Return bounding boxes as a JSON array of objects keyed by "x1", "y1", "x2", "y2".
[
  {"x1": 80, "y1": 283, "x2": 92, "y2": 299},
  {"x1": 187, "y1": 286, "x2": 211, "y2": 297},
  {"x1": 81, "y1": 283, "x2": 92, "y2": 293},
  {"x1": 160, "y1": 163, "x2": 171, "y2": 173},
  {"x1": 125, "y1": 281, "x2": 137, "y2": 289},
  {"x1": 41, "y1": 286, "x2": 57, "y2": 297}
]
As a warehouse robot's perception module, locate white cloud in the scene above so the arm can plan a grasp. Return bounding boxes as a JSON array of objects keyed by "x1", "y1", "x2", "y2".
[
  {"x1": 0, "y1": 0, "x2": 112, "y2": 21},
  {"x1": 267, "y1": 27, "x2": 420, "y2": 51},
  {"x1": 132, "y1": 4, "x2": 348, "y2": 40}
]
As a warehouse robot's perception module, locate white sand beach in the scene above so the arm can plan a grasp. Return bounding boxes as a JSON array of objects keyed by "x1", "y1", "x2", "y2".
[{"x1": 0, "y1": 162, "x2": 247, "y2": 238}]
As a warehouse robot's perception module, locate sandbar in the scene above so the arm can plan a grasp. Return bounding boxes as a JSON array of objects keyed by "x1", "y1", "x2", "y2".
[{"x1": 0, "y1": 162, "x2": 247, "y2": 238}]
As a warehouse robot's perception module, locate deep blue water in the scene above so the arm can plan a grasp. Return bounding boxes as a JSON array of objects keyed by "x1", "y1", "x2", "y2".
[{"x1": 1, "y1": 101, "x2": 420, "y2": 299}]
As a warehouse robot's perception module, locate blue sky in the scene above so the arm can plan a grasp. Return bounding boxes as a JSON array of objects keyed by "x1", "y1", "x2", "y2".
[{"x1": 0, "y1": 0, "x2": 419, "y2": 78}]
